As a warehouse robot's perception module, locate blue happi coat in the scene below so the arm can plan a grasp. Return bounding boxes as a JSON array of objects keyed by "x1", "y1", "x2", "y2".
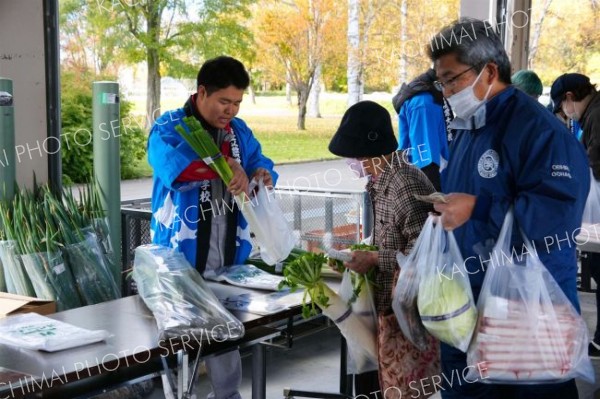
[{"x1": 147, "y1": 108, "x2": 277, "y2": 267}]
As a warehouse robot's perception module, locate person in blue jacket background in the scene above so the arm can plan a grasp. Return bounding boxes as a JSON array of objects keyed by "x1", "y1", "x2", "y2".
[
  {"x1": 392, "y1": 69, "x2": 452, "y2": 191},
  {"x1": 148, "y1": 56, "x2": 277, "y2": 399},
  {"x1": 427, "y1": 18, "x2": 590, "y2": 399}
]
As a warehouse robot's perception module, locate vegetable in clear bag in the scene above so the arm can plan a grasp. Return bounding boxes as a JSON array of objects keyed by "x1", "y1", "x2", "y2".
[
  {"x1": 63, "y1": 229, "x2": 120, "y2": 306},
  {"x1": 417, "y1": 219, "x2": 477, "y2": 352},
  {"x1": 339, "y1": 269, "x2": 378, "y2": 374},
  {"x1": 132, "y1": 244, "x2": 245, "y2": 342},
  {"x1": 392, "y1": 216, "x2": 436, "y2": 351},
  {"x1": 0, "y1": 240, "x2": 34, "y2": 297},
  {"x1": 19, "y1": 251, "x2": 82, "y2": 311},
  {"x1": 466, "y1": 208, "x2": 594, "y2": 384}
]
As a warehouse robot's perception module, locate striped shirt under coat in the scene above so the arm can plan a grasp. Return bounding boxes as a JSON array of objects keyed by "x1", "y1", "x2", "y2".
[{"x1": 367, "y1": 150, "x2": 435, "y2": 313}]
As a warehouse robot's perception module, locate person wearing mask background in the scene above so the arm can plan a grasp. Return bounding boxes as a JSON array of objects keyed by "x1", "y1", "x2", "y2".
[
  {"x1": 551, "y1": 73, "x2": 600, "y2": 168},
  {"x1": 428, "y1": 18, "x2": 590, "y2": 399},
  {"x1": 551, "y1": 73, "x2": 600, "y2": 359}
]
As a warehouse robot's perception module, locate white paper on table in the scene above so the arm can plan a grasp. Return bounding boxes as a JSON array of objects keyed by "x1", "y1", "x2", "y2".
[{"x1": 0, "y1": 313, "x2": 110, "y2": 352}]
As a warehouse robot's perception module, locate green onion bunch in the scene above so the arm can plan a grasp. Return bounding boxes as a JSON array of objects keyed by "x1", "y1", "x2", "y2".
[{"x1": 0, "y1": 182, "x2": 119, "y2": 309}]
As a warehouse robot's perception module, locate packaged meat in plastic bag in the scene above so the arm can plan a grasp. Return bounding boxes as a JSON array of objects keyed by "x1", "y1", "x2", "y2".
[
  {"x1": 132, "y1": 244, "x2": 245, "y2": 342},
  {"x1": 466, "y1": 208, "x2": 594, "y2": 384}
]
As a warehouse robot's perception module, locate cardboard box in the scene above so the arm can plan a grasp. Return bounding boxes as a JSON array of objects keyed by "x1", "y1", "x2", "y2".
[{"x1": 0, "y1": 293, "x2": 56, "y2": 318}]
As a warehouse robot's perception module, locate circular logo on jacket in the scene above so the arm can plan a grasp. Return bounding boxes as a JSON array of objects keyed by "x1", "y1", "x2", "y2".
[{"x1": 478, "y1": 149, "x2": 499, "y2": 178}]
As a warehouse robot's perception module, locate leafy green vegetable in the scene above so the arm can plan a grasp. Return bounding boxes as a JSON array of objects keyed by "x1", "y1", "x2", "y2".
[{"x1": 279, "y1": 252, "x2": 329, "y2": 318}]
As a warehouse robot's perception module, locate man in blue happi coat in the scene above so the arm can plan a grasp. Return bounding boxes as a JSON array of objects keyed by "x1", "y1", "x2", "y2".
[{"x1": 148, "y1": 56, "x2": 277, "y2": 399}]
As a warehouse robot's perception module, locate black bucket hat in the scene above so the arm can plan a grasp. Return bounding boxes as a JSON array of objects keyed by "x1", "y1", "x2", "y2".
[{"x1": 328, "y1": 101, "x2": 397, "y2": 158}]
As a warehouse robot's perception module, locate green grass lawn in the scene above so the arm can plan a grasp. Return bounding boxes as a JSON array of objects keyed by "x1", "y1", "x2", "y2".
[{"x1": 242, "y1": 114, "x2": 340, "y2": 163}]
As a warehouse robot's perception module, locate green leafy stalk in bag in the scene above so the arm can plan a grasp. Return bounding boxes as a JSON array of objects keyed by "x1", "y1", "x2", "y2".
[
  {"x1": 175, "y1": 117, "x2": 276, "y2": 262},
  {"x1": 279, "y1": 252, "x2": 379, "y2": 364},
  {"x1": 327, "y1": 244, "x2": 378, "y2": 300}
]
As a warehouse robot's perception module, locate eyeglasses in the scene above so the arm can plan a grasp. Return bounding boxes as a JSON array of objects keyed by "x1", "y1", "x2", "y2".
[{"x1": 433, "y1": 65, "x2": 478, "y2": 92}]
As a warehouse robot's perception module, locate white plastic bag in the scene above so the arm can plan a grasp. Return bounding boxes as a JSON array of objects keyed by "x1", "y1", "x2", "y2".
[
  {"x1": 417, "y1": 219, "x2": 477, "y2": 352},
  {"x1": 249, "y1": 179, "x2": 295, "y2": 265},
  {"x1": 582, "y1": 170, "x2": 600, "y2": 225},
  {"x1": 392, "y1": 216, "x2": 436, "y2": 351},
  {"x1": 466, "y1": 208, "x2": 595, "y2": 384},
  {"x1": 339, "y1": 269, "x2": 378, "y2": 374},
  {"x1": 132, "y1": 244, "x2": 245, "y2": 342},
  {"x1": 0, "y1": 313, "x2": 110, "y2": 352}
]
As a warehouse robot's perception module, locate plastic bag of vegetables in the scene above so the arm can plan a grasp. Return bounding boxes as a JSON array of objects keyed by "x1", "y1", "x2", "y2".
[
  {"x1": 417, "y1": 218, "x2": 477, "y2": 352},
  {"x1": 392, "y1": 216, "x2": 436, "y2": 351},
  {"x1": 176, "y1": 116, "x2": 293, "y2": 266},
  {"x1": 279, "y1": 252, "x2": 377, "y2": 371},
  {"x1": 466, "y1": 208, "x2": 594, "y2": 384},
  {"x1": 132, "y1": 244, "x2": 244, "y2": 342},
  {"x1": 339, "y1": 268, "x2": 378, "y2": 374}
]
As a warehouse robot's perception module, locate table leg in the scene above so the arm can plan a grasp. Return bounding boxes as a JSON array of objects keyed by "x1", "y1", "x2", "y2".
[
  {"x1": 176, "y1": 350, "x2": 189, "y2": 399},
  {"x1": 339, "y1": 336, "x2": 352, "y2": 397},
  {"x1": 252, "y1": 344, "x2": 267, "y2": 399}
]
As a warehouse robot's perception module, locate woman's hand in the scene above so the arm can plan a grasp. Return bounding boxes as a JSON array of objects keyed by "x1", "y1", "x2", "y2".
[{"x1": 344, "y1": 250, "x2": 378, "y2": 274}]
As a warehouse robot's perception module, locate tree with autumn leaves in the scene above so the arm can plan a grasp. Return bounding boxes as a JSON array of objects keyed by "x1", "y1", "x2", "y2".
[
  {"x1": 252, "y1": 0, "x2": 342, "y2": 129},
  {"x1": 60, "y1": 0, "x2": 600, "y2": 131}
]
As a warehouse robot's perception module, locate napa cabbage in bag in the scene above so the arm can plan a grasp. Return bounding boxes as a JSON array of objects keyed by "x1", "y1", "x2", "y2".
[
  {"x1": 417, "y1": 219, "x2": 477, "y2": 352},
  {"x1": 339, "y1": 268, "x2": 378, "y2": 374},
  {"x1": 466, "y1": 208, "x2": 594, "y2": 384}
]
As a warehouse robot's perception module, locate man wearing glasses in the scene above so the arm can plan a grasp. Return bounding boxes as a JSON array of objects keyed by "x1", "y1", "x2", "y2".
[{"x1": 428, "y1": 18, "x2": 589, "y2": 399}]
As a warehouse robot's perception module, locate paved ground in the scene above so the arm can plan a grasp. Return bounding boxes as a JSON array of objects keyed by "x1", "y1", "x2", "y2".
[{"x1": 120, "y1": 160, "x2": 367, "y2": 202}]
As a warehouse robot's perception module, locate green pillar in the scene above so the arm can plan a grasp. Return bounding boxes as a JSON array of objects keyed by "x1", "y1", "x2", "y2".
[
  {"x1": 0, "y1": 78, "x2": 15, "y2": 202},
  {"x1": 92, "y1": 81, "x2": 121, "y2": 282}
]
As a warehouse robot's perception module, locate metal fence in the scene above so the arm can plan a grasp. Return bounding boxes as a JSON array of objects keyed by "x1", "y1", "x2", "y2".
[{"x1": 120, "y1": 187, "x2": 372, "y2": 294}]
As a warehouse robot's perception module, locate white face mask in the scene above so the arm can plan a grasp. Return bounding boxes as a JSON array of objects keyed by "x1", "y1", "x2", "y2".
[
  {"x1": 346, "y1": 158, "x2": 368, "y2": 178},
  {"x1": 562, "y1": 100, "x2": 579, "y2": 121},
  {"x1": 447, "y1": 67, "x2": 493, "y2": 121}
]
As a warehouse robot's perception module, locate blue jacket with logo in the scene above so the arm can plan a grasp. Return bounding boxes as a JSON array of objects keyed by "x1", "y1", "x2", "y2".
[
  {"x1": 147, "y1": 108, "x2": 277, "y2": 267},
  {"x1": 442, "y1": 86, "x2": 590, "y2": 311}
]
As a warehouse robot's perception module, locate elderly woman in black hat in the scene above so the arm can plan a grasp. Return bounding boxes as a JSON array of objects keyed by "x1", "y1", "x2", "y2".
[{"x1": 329, "y1": 101, "x2": 439, "y2": 399}]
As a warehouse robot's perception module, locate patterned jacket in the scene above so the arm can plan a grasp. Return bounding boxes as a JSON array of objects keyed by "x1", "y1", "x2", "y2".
[{"x1": 367, "y1": 151, "x2": 435, "y2": 312}]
